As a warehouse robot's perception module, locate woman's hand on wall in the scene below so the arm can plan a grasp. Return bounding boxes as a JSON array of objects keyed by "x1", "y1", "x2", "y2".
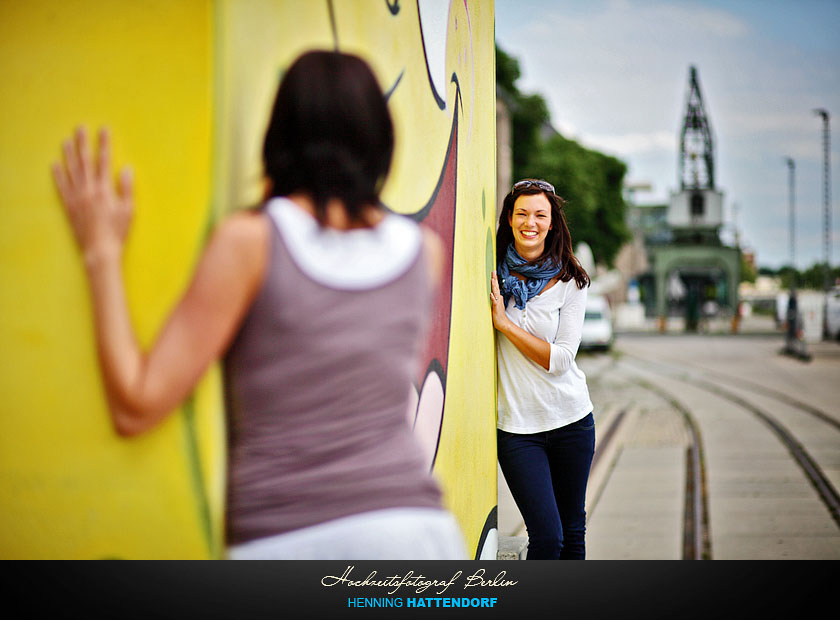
[
  {"x1": 49, "y1": 126, "x2": 269, "y2": 437},
  {"x1": 490, "y1": 271, "x2": 511, "y2": 332},
  {"x1": 52, "y1": 127, "x2": 133, "y2": 267}
]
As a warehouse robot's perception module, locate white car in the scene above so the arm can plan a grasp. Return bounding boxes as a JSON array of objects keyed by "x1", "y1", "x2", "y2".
[{"x1": 580, "y1": 294, "x2": 613, "y2": 351}]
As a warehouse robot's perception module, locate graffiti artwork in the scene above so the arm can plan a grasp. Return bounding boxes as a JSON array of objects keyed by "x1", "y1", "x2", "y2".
[{"x1": 0, "y1": 0, "x2": 496, "y2": 559}]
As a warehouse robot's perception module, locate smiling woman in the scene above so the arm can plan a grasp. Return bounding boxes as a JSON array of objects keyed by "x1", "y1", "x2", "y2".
[{"x1": 490, "y1": 178, "x2": 595, "y2": 560}]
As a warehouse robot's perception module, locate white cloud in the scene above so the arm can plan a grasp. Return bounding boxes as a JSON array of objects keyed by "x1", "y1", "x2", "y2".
[
  {"x1": 506, "y1": 1, "x2": 755, "y2": 140},
  {"x1": 496, "y1": 0, "x2": 840, "y2": 267},
  {"x1": 583, "y1": 131, "x2": 676, "y2": 156}
]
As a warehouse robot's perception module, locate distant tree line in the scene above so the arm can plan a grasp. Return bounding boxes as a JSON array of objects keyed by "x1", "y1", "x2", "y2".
[
  {"x1": 758, "y1": 263, "x2": 840, "y2": 290},
  {"x1": 496, "y1": 44, "x2": 630, "y2": 267},
  {"x1": 741, "y1": 254, "x2": 757, "y2": 283}
]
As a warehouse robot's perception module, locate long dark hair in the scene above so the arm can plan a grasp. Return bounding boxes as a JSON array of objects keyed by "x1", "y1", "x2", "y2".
[
  {"x1": 262, "y1": 50, "x2": 394, "y2": 224},
  {"x1": 497, "y1": 179, "x2": 590, "y2": 289}
]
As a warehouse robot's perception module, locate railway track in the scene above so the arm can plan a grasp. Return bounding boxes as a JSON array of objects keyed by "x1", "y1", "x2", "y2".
[
  {"x1": 621, "y1": 354, "x2": 840, "y2": 532},
  {"x1": 586, "y1": 365, "x2": 711, "y2": 560},
  {"x1": 653, "y1": 358, "x2": 840, "y2": 433}
]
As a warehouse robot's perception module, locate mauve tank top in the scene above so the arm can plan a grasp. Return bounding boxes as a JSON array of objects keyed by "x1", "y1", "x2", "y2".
[{"x1": 223, "y1": 208, "x2": 443, "y2": 545}]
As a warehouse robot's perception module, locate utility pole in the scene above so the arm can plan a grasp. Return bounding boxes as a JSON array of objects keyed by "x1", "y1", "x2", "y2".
[
  {"x1": 813, "y1": 109, "x2": 832, "y2": 339},
  {"x1": 785, "y1": 157, "x2": 795, "y2": 269},
  {"x1": 813, "y1": 109, "x2": 831, "y2": 287},
  {"x1": 732, "y1": 202, "x2": 740, "y2": 248},
  {"x1": 781, "y1": 156, "x2": 809, "y2": 360}
]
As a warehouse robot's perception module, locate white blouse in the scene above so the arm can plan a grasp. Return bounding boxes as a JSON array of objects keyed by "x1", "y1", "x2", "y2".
[{"x1": 496, "y1": 278, "x2": 594, "y2": 434}]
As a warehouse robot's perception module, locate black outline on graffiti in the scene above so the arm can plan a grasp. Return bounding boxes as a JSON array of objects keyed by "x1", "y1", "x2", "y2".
[
  {"x1": 384, "y1": 70, "x2": 404, "y2": 102},
  {"x1": 475, "y1": 506, "x2": 499, "y2": 560},
  {"x1": 323, "y1": 0, "x2": 469, "y2": 509},
  {"x1": 451, "y1": 72, "x2": 464, "y2": 116},
  {"x1": 416, "y1": 0, "x2": 446, "y2": 110},
  {"x1": 327, "y1": 0, "x2": 339, "y2": 50},
  {"x1": 383, "y1": 77, "x2": 459, "y2": 473},
  {"x1": 396, "y1": 75, "x2": 461, "y2": 222}
]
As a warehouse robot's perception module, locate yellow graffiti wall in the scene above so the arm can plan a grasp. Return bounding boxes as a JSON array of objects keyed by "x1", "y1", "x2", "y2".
[
  {"x1": 0, "y1": 0, "x2": 496, "y2": 559},
  {"x1": 0, "y1": 0, "x2": 224, "y2": 559}
]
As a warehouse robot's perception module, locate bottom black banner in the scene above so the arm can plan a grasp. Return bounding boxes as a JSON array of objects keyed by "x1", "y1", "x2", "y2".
[{"x1": 9, "y1": 560, "x2": 833, "y2": 619}]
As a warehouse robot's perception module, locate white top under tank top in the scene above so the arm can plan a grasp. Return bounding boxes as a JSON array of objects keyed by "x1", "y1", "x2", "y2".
[{"x1": 266, "y1": 197, "x2": 421, "y2": 288}]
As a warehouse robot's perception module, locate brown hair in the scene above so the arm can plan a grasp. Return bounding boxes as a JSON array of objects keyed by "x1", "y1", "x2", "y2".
[
  {"x1": 262, "y1": 50, "x2": 394, "y2": 224},
  {"x1": 496, "y1": 179, "x2": 590, "y2": 289}
]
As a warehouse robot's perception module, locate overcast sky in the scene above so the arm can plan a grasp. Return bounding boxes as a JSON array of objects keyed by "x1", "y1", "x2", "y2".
[{"x1": 495, "y1": 0, "x2": 840, "y2": 269}]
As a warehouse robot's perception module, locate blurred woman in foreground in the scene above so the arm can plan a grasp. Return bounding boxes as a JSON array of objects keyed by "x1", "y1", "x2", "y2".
[{"x1": 52, "y1": 50, "x2": 466, "y2": 560}]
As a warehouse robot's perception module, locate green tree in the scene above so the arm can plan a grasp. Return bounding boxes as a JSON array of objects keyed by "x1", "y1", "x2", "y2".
[
  {"x1": 495, "y1": 45, "x2": 521, "y2": 94},
  {"x1": 740, "y1": 254, "x2": 757, "y2": 283},
  {"x1": 495, "y1": 47, "x2": 550, "y2": 181},
  {"x1": 511, "y1": 93, "x2": 550, "y2": 182},
  {"x1": 760, "y1": 263, "x2": 840, "y2": 290},
  {"x1": 529, "y1": 133, "x2": 629, "y2": 265},
  {"x1": 496, "y1": 44, "x2": 630, "y2": 266},
  {"x1": 801, "y1": 262, "x2": 840, "y2": 289}
]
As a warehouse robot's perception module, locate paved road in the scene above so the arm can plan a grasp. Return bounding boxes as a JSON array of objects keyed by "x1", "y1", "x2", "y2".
[{"x1": 497, "y1": 331, "x2": 840, "y2": 559}]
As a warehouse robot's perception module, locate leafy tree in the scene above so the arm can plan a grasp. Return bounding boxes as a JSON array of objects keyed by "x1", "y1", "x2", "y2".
[
  {"x1": 496, "y1": 45, "x2": 521, "y2": 94},
  {"x1": 496, "y1": 44, "x2": 630, "y2": 266},
  {"x1": 510, "y1": 93, "x2": 550, "y2": 182},
  {"x1": 770, "y1": 265, "x2": 798, "y2": 289},
  {"x1": 800, "y1": 262, "x2": 839, "y2": 289},
  {"x1": 740, "y1": 254, "x2": 757, "y2": 283},
  {"x1": 528, "y1": 133, "x2": 630, "y2": 265},
  {"x1": 760, "y1": 263, "x2": 839, "y2": 290},
  {"x1": 495, "y1": 47, "x2": 551, "y2": 182}
]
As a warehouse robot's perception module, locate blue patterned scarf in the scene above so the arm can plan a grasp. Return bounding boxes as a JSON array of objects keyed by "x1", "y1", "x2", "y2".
[{"x1": 498, "y1": 244, "x2": 561, "y2": 310}]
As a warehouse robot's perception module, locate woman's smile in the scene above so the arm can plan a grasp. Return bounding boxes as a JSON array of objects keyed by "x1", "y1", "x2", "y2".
[{"x1": 509, "y1": 193, "x2": 552, "y2": 258}]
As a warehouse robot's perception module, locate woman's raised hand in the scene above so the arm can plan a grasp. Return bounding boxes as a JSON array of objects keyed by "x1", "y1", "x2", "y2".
[
  {"x1": 490, "y1": 271, "x2": 510, "y2": 332},
  {"x1": 52, "y1": 127, "x2": 134, "y2": 265}
]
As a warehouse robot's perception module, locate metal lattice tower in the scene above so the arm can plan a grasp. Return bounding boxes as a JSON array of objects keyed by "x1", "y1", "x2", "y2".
[
  {"x1": 813, "y1": 109, "x2": 831, "y2": 287},
  {"x1": 679, "y1": 66, "x2": 715, "y2": 191}
]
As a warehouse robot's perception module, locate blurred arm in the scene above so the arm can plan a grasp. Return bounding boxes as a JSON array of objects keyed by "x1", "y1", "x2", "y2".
[
  {"x1": 90, "y1": 212, "x2": 268, "y2": 436},
  {"x1": 53, "y1": 127, "x2": 268, "y2": 436}
]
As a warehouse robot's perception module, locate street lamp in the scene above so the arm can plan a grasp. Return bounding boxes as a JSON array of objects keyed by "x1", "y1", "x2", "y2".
[
  {"x1": 813, "y1": 108, "x2": 832, "y2": 339},
  {"x1": 781, "y1": 155, "x2": 809, "y2": 360},
  {"x1": 785, "y1": 157, "x2": 795, "y2": 270},
  {"x1": 813, "y1": 109, "x2": 831, "y2": 288}
]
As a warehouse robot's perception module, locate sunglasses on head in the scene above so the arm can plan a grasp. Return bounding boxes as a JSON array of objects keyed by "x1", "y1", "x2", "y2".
[{"x1": 513, "y1": 179, "x2": 555, "y2": 194}]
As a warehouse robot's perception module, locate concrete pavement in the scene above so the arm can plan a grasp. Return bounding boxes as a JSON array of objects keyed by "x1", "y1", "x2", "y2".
[{"x1": 497, "y1": 326, "x2": 840, "y2": 560}]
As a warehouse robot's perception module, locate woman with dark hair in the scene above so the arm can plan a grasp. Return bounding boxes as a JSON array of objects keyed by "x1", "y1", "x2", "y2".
[
  {"x1": 490, "y1": 178, "x2": 595, "y2": 560},
  {"x1": 51, "y1": 50, "x2": 466, "y2": 559}
]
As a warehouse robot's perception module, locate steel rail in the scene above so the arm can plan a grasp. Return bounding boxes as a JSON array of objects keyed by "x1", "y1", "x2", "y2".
[
  {"x1": 619, "y1": 369, "x2": 712, "y2": 560},
  {"x1": 625, "y1": 353, "x2": 840, "y2": 531}
]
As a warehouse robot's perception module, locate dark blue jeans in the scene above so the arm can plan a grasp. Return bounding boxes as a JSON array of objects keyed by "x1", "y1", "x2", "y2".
[{"x1": 498, "y1": 413, "x2": 595, "y2": 560}]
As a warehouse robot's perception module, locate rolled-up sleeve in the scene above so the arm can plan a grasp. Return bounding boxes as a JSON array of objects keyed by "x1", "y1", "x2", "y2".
[{"x1": 548, "y1": 283, "x2": 588, "y2": 375}]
